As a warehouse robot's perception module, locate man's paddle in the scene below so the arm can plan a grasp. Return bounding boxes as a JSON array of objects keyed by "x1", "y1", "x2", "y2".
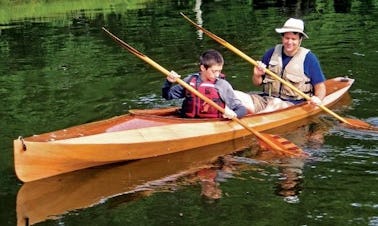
[
  {"x1": 102, "y1": 27, "x2": 307, "y2": 158},
  {"x1": 180, "y1": 12, "x2": 377, "y2": 132}
]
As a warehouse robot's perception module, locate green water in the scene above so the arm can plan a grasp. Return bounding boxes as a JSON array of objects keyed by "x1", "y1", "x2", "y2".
[{"x1": 0, "y1": 0, "x2": 377, "y2": 225}]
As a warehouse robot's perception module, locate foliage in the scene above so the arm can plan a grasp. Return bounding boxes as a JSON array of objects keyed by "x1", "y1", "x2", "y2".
[{"x1": 0, "y1": 0, "x2": 152, "y2": 24}]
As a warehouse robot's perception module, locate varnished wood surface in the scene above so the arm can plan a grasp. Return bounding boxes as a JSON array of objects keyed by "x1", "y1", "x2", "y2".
[{"x1": 13, "y1": 77, "x2": 354, "y2": 182}]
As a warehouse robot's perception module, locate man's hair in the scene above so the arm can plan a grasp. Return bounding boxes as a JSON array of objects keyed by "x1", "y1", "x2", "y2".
[
  {"x1": 199, "y1": 49, "x2": 224, "y2": 69},
  {"x1": 281, "y1": 32, "x2": 303, "y2": 39}
]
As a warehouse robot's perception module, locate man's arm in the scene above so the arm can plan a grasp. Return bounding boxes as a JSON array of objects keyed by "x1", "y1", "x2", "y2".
[
  {"x1": 314, "y1": 82, "x2": 326, "y2": 100},
  {"x1": 304, "y1": 52, "x2": 326, "y2": 104}
]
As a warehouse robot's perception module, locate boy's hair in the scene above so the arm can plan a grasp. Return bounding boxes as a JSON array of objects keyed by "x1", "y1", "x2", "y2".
[{"x1": 199, "y1": 49, "x2": 224, "y2": 69}]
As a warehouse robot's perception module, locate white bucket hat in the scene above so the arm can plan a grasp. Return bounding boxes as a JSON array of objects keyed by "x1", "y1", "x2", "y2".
[{"x1": 275, "y1": 18, "x2": 309, "y2": 38}]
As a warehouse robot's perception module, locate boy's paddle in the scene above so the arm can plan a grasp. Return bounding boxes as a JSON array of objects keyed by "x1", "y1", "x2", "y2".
[
  {"x1": 180, "y1": 12, "x2": 377, "y2": 132},
  {"x1": 102, "y1": 27, "x2": 307, "y2": 158}
]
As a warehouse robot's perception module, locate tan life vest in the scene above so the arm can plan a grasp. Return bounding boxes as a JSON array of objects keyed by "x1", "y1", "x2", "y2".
[{"x1": 262, "y1": 44, "x2": 313, "y2": 100}]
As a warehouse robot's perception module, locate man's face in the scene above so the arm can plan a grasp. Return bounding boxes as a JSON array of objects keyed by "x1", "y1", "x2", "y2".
[{"x1": 281, "y1": 32, "x2": 302, "y2": 56}]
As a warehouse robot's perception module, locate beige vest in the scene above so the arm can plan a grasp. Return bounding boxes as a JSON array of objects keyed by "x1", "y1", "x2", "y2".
[{"x1": 262, "y1": 44, "x2": 313, "y2": 100}]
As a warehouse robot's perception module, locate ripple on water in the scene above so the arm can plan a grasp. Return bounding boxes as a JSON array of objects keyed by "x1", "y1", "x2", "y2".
[
  {"x1": 283, "y1": 195, "x2": 300, "y2": 204},
  {"x1": 329, "y1": 117, "x2": 378, "y2": 141},
  {"x1": 369, "y1": 216, "x2": 378, "y2": 226}
]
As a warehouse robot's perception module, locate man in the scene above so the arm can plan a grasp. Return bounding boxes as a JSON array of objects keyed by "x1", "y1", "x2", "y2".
[
  {"x1": 250, "y1": 18, "x2": 326, "y2": 113},
  {"x1": 162, "y1": 49, "x2": 247, "y2": 119}
]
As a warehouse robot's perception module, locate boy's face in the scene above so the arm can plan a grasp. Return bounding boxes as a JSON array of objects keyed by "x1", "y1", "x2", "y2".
[{"x1": 200, "y1": 64, "x2": 223, "y2": 82}]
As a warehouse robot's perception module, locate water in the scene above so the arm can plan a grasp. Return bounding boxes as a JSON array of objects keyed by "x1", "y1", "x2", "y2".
[{"x1": 1, "y1": 0, "x2": 377, "y2": 225}]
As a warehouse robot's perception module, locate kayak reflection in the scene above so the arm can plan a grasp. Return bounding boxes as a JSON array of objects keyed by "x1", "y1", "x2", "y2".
[{"x1": 16, "y1": 137, "x2": 256, "y2": 226}]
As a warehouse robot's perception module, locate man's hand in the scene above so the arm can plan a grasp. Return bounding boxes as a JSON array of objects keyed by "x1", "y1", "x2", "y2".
[
  {"x1": 254, "y1": 61, "x2": 267, "y2": 76},
  {"x1": 257, "y1": 61, "x2": 267, "y2": 71},
  {"x1": 309, "y1": 96, "x2": 322, "y2": 106},
  {"x1": 252, "y1": 61, "x2": 267, "y2": 86}
]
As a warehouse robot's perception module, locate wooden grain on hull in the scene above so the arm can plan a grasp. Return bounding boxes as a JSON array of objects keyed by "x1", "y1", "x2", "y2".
[{"x1": 14, "y1": 77, "x2": 354, "y2": 182}]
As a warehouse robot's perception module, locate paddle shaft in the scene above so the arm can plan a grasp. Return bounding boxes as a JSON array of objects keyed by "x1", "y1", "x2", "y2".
[
  {"x1": 180, "y1": 13, "x2": 354, "y2": 126},
  {"x1": 102, "y1": 27, "x2": 290, "y2": 153}
]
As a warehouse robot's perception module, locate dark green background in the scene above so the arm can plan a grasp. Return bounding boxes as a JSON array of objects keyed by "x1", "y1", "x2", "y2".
[{"x1": 0, "y1": 0, "x2": 377, "y2": 225}]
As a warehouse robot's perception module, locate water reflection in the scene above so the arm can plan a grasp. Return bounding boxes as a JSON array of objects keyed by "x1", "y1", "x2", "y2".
[
  {"x1": 275, "y1": 158, "x2": 304, "y2": 203},
  {"x1": 197, "y1": 155, "x2": 241, "y2": 201},
  {"x1": 329, "y1": 116, "x2": 378, "y2": 141},
  {"x1": 334, "y1": 0, "x2": 352, "y2": 13},
  {"x1": 253, "y1": 0, "x2": 316, "y2": 15},
  {"x1": 254, "y1": 116, "x2": 336, "y2": 203},
  {"x1": 16, "y1": 137, "x2": 256, "y2": 225},
  {"x1": 193, "y1": 0, "x2": 203, "y2": 40},
  {"x1": 2, "y1": 0, "x2": 377, "y2": 225},
  {"x1": 198, "y1": 168, "x2": 222, "y2": 200}
]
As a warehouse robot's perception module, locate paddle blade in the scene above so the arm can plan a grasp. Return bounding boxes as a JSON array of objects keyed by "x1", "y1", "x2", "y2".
[
  {"x1": 258, "y1": 133, "x2": 309, "y2": 158},
  {"x1": 343, "y1": 118, "x2": 378, "y2": 132}
]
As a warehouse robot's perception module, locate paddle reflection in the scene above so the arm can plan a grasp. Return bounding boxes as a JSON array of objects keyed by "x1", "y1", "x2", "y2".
[
  {"x1": 269, "y1": 118, "x2": 333, "y2": 202},
  {"x1": 16, "y1": 137, "x2": 255, "y2": 226}
]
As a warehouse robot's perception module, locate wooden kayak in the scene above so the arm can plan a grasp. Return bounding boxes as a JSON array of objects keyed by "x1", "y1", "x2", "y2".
[
  {"x1": 17, "y1": 137, "x2": 257, "y2": 226},
  {"x1": 13, "y1": 77, "x2": 354, "y2": 182}
]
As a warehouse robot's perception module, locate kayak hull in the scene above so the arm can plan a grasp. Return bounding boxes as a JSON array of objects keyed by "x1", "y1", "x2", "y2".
[{"x1": 14, "y1": 77, "x2": 354, "y2": 182}]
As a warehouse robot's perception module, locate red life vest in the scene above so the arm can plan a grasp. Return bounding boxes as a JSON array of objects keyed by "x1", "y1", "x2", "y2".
[{"x1": 184, "y1": 76, "x2": 225, "y2": 118}]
